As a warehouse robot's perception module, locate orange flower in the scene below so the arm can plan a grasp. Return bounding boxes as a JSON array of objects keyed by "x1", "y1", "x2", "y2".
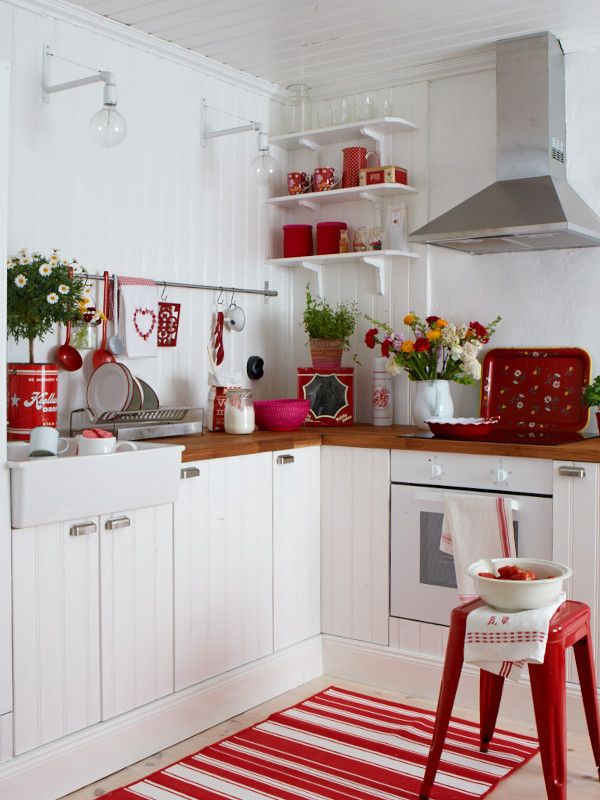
[
  {"x1": 403, "y1": 313, "x2": 416, "y2": 325},
  {"x1": 401, "y1": 340, "x2": 414, "y2": 353},
  {"x1": 436, "y1": 318, "x2": 448, "y2": 328},
  {"x1": 426, "y1": 329, "x2": 441, "y2": 341}
]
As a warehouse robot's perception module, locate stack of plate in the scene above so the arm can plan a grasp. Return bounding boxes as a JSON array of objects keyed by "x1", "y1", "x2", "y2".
[{"x1": 87, "y1": 363, "x2": 160, "y2": 417}]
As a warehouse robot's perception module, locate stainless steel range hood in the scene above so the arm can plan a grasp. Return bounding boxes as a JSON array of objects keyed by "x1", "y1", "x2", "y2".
[{"x1": 410, "y1": 32, "x2": 600, "y2": 254}]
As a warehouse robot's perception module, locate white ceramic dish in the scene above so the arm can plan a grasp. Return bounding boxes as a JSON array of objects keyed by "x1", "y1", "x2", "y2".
[
  {"x1": 137, "y1": 377, "x2": 159, "y2": 410},
  {"x1": 87, "y1": 362, "x2": 133, "y2": 416},
  {"x1": 467, "y1": 557, "x2": 572, "y2": 612},
  {"x1": 427, "y1": 417, "x2": 497, "y2": 426}
]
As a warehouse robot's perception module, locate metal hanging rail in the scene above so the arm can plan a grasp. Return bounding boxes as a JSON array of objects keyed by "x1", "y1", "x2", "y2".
[{"x1": 82, "y1": 273, "x2": 277, "y2": 299}]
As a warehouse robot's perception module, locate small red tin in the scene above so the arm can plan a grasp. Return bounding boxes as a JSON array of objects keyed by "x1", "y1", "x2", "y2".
[
  {"x1": 297, "y1": 367, "x2": 354, "y2": 426},
  {"x1": 316, "y1": 221, "x2": 347, "y2": 255},
  {"x1": 7, "y1": 363, "x2": 58, "y2": 441},
  {"x1": 283, "y1": 224, "x2": 313, "y2": 258},
  {"x1": 359, "y1": 165, "x2": 408, "y2": 186}
]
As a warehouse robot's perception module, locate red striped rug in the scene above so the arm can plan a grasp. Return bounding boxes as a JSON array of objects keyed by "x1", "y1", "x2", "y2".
[{"x1": 105, "y1": 686, "x2": 539, "y2": 800}]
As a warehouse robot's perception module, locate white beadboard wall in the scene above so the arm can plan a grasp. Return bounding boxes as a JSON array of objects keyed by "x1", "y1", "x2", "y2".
[{"x1": 0, "y1": 0, "x2": 293, "y2": 430}]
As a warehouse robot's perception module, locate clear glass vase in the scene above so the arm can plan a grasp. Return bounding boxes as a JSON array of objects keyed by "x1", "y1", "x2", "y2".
[
  {"x1": 287, "y1": 84, "x2": 312, "y2": 133},
  {"x1": 412, "y1": 379, "x2": 454, "y2": 430}
]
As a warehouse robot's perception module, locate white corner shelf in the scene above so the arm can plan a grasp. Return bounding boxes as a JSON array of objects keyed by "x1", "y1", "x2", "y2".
[
  {"x1": 266, "y1": 249, "x2": 417, "y2": 297},
  {"x1": 266, "y1": 182, "x2": 417, "y2": 210},
  {"x1": 269, "y1": 116, "x2": 418, "y2": 151}
]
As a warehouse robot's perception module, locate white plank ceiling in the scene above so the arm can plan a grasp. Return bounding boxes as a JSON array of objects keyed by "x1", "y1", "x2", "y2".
[{"x1": 69, "y1": 0, "x2": 600, "y2": 96}]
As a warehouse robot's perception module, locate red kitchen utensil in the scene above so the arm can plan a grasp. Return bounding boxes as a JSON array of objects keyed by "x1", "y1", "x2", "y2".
[
  {"x1": 157, "y1": 301, "x2": 181, "y2": 347},
  {"x1": 56, "y1": 269, "x2": 83, "y2": 372},
  {"x1": 426, "y1": 417, "x2": 500, "y2": 440},
  {"x1": 213, "y1": 309, "x2": 225, "y2": 366},
  {"x1": 92, "y1": 271, "x2": 116, "y2": 370},
  {"x1": 480, "y1": 347, "x2": 591, "y2": 431}
]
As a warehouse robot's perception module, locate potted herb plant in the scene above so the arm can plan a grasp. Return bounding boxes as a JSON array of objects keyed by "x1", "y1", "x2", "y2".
[
  {"x1": 6, "y1": 248, "x2": 87, "y2": 439},
  {"x1": 303, "y1": 285, "x2": 359, "y2": 368},
  {"x1": 583, "y1": 375, "x2": 600, "y2": 431}
]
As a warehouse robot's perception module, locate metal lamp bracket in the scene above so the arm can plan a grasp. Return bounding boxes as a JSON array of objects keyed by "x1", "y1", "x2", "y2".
[
  {"x1": 301, "y1": 261, "x2": 323, "y2": 298},
  {"x1": 42, "y1": 44, "x2": 117, "y2": 105},
  {"x1": 201, "y1": 97, "x2": 263, "y2": 147},
  {"x1": 362, "y1": 255, "x2": 385, "y2": 295}
]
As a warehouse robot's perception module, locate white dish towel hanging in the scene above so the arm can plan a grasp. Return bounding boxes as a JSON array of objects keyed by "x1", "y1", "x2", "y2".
[{"x1": 117, "y1": 276, "x2": 158, "y2": 358}]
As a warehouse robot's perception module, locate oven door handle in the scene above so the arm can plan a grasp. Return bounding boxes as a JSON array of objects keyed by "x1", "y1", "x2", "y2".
[{"x1": 413, "y1": 490, "x2": 519, "y2": 511}]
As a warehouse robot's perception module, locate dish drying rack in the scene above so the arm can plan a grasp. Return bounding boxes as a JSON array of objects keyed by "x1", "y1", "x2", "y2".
[{"x1": 70, "y1": 407, "x2": 204, "y2": 440}]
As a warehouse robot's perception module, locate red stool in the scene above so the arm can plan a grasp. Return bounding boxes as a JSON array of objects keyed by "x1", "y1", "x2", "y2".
[{"x1": 420, "y1": 600, "x2": 600, "y2": 800}]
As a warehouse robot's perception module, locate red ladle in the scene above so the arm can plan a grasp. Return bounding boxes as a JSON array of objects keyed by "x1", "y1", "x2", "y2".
[
  {"x1": 56, "y1": 267, "x2": 83, "y2": 371},
  {"x1": 92, "y1": 270, "x2": 116, "y2": 370}
]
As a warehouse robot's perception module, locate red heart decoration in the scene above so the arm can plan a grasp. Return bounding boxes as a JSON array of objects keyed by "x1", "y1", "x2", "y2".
[{"x1": 133, "y1": 307, "x2": 157, "y2": 341}]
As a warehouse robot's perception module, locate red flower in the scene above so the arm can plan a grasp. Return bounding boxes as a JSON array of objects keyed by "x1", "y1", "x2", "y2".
[
  {"x1": 469, "y1": 320, "x2": 489, "y2": 342},
  {"x1": 381, "y1": 338, "x2": 392, "y2": 358},
  {"x1": 426, "y1": 315, "x2": 440, "y2": 325},
  {"x1": 365, "y1": 327, "x2": 378, "y2": 349},
  {"x1": 414, "y1": 337, "x2": 431, "y2": 352}
]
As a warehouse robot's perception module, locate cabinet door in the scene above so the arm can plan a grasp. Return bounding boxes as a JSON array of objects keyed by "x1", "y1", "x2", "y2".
[
  {"x1": 100, "y1": 505, "x2": 174, "y2": 720},
  {"x1": 273, "y1": 447, "x2": 321, "y2": 651},
  {"x1": 173, "y1": 454, "x2": 273, "y2": 691},
  {"x1": 553, "y1": 461, "x2": 600, "y2": 684},
  {"x1": 321, "y1": 446, "x2": 390, "y2": 645},
  {"x1": 12, "y1": 518, "x2": 101, "y2": 755}
]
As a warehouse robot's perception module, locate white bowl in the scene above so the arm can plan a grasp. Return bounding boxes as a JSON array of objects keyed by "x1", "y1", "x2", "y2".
[{"x1": 467, "y1": 558, "x2": 572, "y2": 612}]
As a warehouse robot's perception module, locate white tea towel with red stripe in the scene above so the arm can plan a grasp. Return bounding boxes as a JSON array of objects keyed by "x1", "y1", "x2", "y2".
[
  {"x1": 117, "y1": 276, "x2": 158, "y2": 358},
  {"x1": 464, "y1": 594, "x2": 566, "y2": 681},
  {"x1": 441, "y1": 494, "x2": 516, "y2": 603}
]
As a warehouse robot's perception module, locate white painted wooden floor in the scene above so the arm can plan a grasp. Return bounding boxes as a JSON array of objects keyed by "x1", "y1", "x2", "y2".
[{"x1": 61, "y1": 675, "x2": 600, "y2": 800}]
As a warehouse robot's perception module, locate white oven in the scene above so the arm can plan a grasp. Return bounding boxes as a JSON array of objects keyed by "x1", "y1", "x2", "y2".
[{"x1": 390, "y1": 451, "x2": 554, "y2": 627}]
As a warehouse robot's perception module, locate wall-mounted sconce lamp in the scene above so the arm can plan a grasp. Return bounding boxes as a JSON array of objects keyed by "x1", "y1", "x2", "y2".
[
  {"x1": 201, "y1": 98, "x2": 279, "y2": 187},
  {"x1": 42, "y1": 44, "x2": 127, "y2": 148}
]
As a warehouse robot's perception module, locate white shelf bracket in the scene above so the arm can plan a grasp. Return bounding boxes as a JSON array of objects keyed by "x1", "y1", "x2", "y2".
[
  {"x1": 362, "y1": 255, "x2": 385, "y2": 296},
  {"x1": 298, "y1": 136, "x2": 320, "y2": 153},
  {"x1": 359, "y1": 191, "x2": 385, "y2": 205},
  {"x1": 298, "y1": 199, "x2": 320, "y2": 212},
  {"x1": 301, "y1": 261, "x2": 323, "y2": 298},
  {"x1": 360, "y1": 126, "x2": 387, "y2": 163}
]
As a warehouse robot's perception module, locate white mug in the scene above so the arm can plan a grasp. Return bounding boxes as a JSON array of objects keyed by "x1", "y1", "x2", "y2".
[
  {"x1": 76, "y1": 435, "x2": 138, "y2": 456},
  {"x1": 224, "y1": 304, "x2": 246, "y2": 331},
  {"x1": 28, "y1": 426, "x2": 69, "y2": 458}
]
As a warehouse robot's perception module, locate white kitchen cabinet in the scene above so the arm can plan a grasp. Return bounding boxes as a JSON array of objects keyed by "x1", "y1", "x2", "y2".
[
  {"x1": 100, "y1": 505, "x2": 174, "y2": 720},
  {"x1": 553, "y1": 460, "x2": 600, "y2": 684},
  {"x1": 12, "y1": 518, "x2": 101, "y2": 755},
  {"x1": 173, "y1": 454, "x2": 273, "y2": 692},
  {"x1": 321, "y1": 446, "x2": 390, "y2": 645},
  {"x1": 273, "y1": 447, "x2": 321, "y2": 651}
]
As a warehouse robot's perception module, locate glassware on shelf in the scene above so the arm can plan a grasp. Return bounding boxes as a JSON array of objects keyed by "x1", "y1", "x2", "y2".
[
  {"x1": 70, "y1": 314, "x2": 100, "y2": 350},
  {"x1": 316, "y1": 103, "x2": 332, "y2": 128},
  {"x1": 353, "y1": 226, "x2": 369, "y2": 252},
  {"x1": 359, "y1": 93, "x2": 378, "y2": 120},
  {"x1": 286, "y1": 83, "x2": 312, "y2": 133},
  {"x1": 369, "y1": 226, "x2": 383, "y2": 251},
  {"x1": 382, "y1": 94, "x2": 394, "y2": 116},
  {"x1": 224, "y1": 388, "x2": 255, "y2": 435},
  {"x1": 340, "y1": 95, "x2": 356, "y2": 124}
]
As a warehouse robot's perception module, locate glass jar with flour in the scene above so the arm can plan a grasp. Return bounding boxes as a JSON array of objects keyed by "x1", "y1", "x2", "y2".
[{"x1": 224, "y1": 389, "x2": 255, "y2": 435}]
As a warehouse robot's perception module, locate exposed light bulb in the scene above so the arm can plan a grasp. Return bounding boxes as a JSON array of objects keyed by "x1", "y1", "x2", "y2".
[
  {"x1": 89, "y1": 104, "x2": 127, "y2": 148},
  {"x1": 249, "y1": 128, "x2": 279, "y2": 187}
]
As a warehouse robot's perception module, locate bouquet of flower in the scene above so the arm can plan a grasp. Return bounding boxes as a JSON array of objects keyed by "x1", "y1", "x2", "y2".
[
  {"x1": 7, "y1": 248, "x2": 89, "y2": 363},
  {"x1": 365, "y1": 312, "x2": 501, "y2": 384}
]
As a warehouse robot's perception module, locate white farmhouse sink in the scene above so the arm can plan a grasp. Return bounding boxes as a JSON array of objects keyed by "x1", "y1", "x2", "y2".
[{"x1": 7, "y1": 439, "x2": 185, "y2": 528}]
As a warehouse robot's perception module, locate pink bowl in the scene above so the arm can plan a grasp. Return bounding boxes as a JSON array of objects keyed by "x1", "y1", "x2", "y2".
[{"x1": 254, "y1": 399, "x2": 311, "y2": 431}]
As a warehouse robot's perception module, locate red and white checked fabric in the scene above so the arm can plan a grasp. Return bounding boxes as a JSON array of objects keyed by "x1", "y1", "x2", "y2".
[
  {"x1": 103, "y1": 686, "x2": 538, "y2": 799},
  {"x1": 441, "y1": 494, "x2": 516, "y2": 603},
  {"x1": 464, "y1": 593, "x2": 566, "y2": 681}
]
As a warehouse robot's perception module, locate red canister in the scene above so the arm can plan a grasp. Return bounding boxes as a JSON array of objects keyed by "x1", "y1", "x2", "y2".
[
  {"x1": 316, "y1": 221, "x2": 347, "y2": 255},
  {"x1": 7, "y1": 363, "x2": 59, "y2": 441},
  {"x1": 283, "y1": 224, "x2": 313, "y2": 258}
]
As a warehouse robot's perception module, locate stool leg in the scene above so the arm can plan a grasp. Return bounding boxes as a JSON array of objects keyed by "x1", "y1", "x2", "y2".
[
  {"x1": 528, "y1": 644, "x2": 567, "y2": 800},
  {"x1": 419, "y1": 622, "x2": 464, "y2": 799},
  {"x1": 572, "y1": 622, "x2": 600, "y2": 779},
  {"x1": 480, "y1": 669, "x2": 505, "y2": 752}
]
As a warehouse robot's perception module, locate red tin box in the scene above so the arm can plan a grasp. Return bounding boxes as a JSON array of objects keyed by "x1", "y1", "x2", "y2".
[
  {"x1": 316, "y1": 221, "x2": 347, "y2": 255},
  {"x1": 359, "y1": 165, "x2": 408, "y2": 186},
  {"x1": 283, "y1": 224, "x2": 313, "y2": 258},
  {"x1": 297, "y1": 367, "x2": 354, "y2": 426},
  {"x1": 7, "y1": 363, "x2": 58, "y2": 441}
]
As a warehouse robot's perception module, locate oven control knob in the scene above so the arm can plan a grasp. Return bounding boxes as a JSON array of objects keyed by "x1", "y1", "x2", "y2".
[
  {"x1": 430, "y1": 463, "x2": 443, "y2": 478},
  {"x1": 493, "y1": 467, "x2": 509, "y2": 483}
]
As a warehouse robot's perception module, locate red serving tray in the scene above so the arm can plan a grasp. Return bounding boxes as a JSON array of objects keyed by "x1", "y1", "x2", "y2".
[{"x1": 480, "y1": 347, "x2": 591, "y2": 432}]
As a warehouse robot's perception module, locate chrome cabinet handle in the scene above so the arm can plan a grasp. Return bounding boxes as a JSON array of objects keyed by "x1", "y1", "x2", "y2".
[
  {"x1": 558, "y1": 465, "x2": 586, "y2": 478},
  {"x1": 180, "y1": 466, "x2": 200, "y2": 480},
  {"x1": 105, "y1": 516, "x2": 131, "y2": 531},
  {"x1": 276, "y1": 454, "x2": 295, "y2": 465},
  {"x1": 70, "y1": 522, "x2": 97, "y2": 537}
]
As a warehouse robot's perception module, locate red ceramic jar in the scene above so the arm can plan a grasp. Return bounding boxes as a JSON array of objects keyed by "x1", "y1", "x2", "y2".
[
  {"x1": 316, "y1": 221, "x2": 347, "y2": 255},
  {"x1": 283, "y1": 224, "x2": 313, "y2": 258}
]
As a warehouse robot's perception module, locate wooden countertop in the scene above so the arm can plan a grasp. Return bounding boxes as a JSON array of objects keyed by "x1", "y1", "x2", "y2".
[{"x1": 155, "y1": 424, "x2": 600, "y2": 463}]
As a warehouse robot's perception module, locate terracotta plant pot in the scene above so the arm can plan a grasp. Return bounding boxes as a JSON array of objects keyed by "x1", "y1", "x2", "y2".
[{"x1": 309, "y1": 338, "x2": 344, "y2": 369}]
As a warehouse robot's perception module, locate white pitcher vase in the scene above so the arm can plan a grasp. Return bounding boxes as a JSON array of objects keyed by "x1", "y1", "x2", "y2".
[{"x1": 412, "y1": 379, "x2": 454, "y2": 430}]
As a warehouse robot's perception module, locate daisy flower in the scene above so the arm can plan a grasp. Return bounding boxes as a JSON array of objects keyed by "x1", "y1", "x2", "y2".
[
  {"x1": 83, "y1": 284, "x2": 93, "y2": 296},
  {"x1": 49, "y1": 254, "x2": 59, "y2": 265},
  {"x1": 18, "y1": 247, "x2": 27, "y2": 257},
  {"x1": 70, "y1": 263, "x2": 82, "y2": 275},
  {"x1": 39, "y1": 264, "x2": 52, "y2": 276},
  {"x1": 46, "y1": 293, "x2": 59, "y2": 304},
  {"x1": 19, "y1": 255, "x2": 28, "y2": 265},
  {"x1": 58, "y1": 284, "x2": 70, "y2": 295},
  {"x1": 14, "y1": 274, "x2": 27, "y2": 288}
]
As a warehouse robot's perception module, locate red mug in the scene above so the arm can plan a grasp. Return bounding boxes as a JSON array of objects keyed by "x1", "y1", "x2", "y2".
[
  {"x1": 313, "y1": 167, "x2": 341, "y2": 192},
  {"x1": 287, "y1": 171, "x2": 311, "y2": 195},
  {"x1": 342, "y1": 147, "x2": 379, "y2": 188}
]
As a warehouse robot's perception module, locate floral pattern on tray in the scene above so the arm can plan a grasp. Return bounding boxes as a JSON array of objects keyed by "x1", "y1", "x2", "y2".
[{"x1": 480, "y1": 348, "x2": 591, "y2": 431}]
